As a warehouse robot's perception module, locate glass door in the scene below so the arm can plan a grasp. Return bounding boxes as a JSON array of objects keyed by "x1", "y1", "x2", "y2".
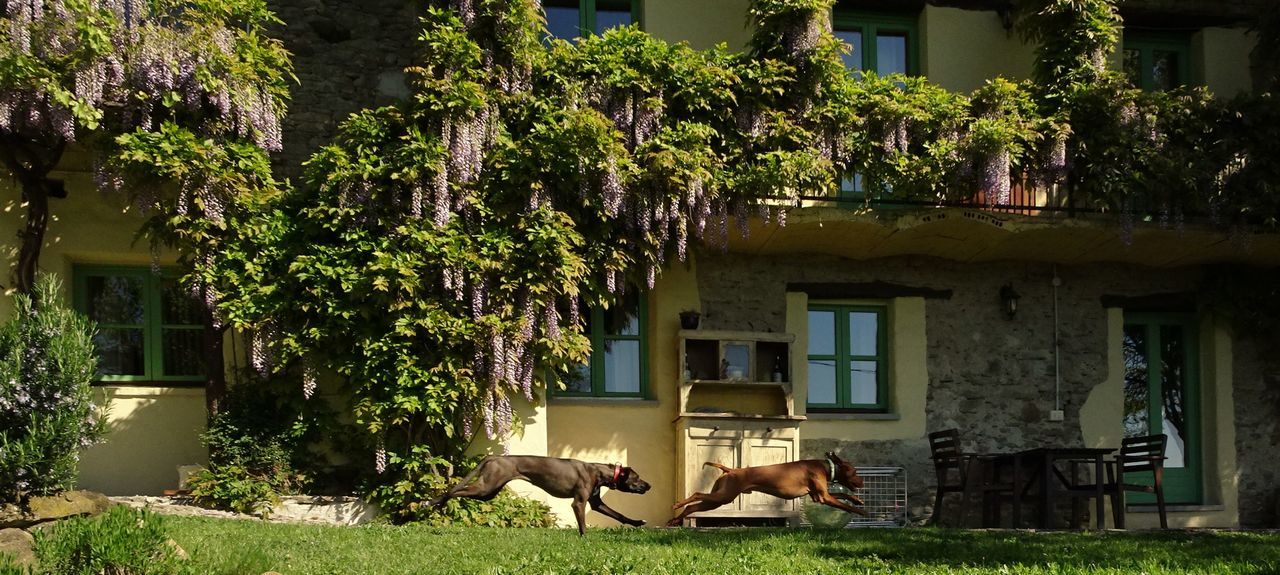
[{"x1": 1121, "y1": 313, "x2": 1201, "y2": 503}]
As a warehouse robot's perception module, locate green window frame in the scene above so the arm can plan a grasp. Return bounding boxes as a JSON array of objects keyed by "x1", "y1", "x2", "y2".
[
  {"x1": 552, "y1": 292, "x2": 648, "y2": 398},
  {"x1": 831, "y1": 9, "x2": 920, "y2": 76},
  {"x1": 543, "y1": 0, "x2": 642, "y2": 40},
  {"x1": 1123, "y1": 29, "x2": 1192, "y2": 92},
  {"x1": 832, "y1": 9, "x2": 919, "y2": 199},
  {"x1": 72, "y1": 265, "x2": 206, "y2": 385},
  {"x1": 806, "y1": 304, "x2": 888, "y2": 411}
]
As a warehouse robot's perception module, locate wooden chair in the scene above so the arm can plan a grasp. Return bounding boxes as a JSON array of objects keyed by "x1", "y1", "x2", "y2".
[
  {"x1": 1070, "y1": 434, "x2": 1168, "y2": 529},
  {"x1": 928, "y1": 429, "x2": 1008, "y2": 527}
]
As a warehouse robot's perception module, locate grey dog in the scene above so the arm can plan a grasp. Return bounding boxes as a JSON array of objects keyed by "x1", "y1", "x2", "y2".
[{"x1": 428, "y1": 455, "x2": 652, "y2": 535}]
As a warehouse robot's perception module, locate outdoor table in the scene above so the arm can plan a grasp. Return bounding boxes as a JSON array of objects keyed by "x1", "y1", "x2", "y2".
[{"x1": 990, "y1": 447, "x2": 1115, "y2": 529}]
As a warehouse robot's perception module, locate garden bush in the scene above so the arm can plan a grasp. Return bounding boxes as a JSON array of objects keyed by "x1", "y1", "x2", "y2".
[
  {"x1": 0, "y1": 275, "x2": 104, "y2": 503},
  {"x1": 187, "y1": 371, "x2": 357, "y2": 517},
  {"x1": 31, "y1": 506, "x2": 187, "y2": 575}
]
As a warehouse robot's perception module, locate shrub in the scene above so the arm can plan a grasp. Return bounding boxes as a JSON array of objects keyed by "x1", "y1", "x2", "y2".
[
  {"x1": 187, "y1": 372, "x2": 353, "y2": 517},
  {"x1": 0, "y1": 275, "x2": 105, "y2": 503},
  {"x1": 32, "y1": 506, "x2": 187, "y2": 575},
  {"x1": 367, "y1": 449, "x2": 557, "y2": 527}
]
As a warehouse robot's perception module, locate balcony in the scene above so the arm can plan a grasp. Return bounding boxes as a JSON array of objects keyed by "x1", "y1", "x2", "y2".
[{"x1": 730, "y1": 176, "x2": 1280, "y2": 267}]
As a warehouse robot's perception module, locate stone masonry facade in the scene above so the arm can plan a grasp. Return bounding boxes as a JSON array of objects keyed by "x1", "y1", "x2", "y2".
[{"x1": 696, "y1": 250, "x2": 1280, "y2": 526}]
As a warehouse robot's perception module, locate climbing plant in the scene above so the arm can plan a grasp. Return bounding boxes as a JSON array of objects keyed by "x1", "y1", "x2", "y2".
[
  {"x1": 213, "y1": 0, "x2": 1279, "y2": 517},
  {"x1": 0, "y1": 0, "x2": 292, "y2": 414}
]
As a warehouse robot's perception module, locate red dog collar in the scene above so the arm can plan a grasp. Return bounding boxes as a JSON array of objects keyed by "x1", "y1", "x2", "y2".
[{"x1": 612, "y1": 464, "x2": 622, "y2": 487}]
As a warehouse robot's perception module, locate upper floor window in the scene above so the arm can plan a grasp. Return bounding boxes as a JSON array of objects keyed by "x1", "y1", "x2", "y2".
[
  {"x1": 832, "y1": 9, "x2": 918, "y2": 197},
  {"x1": 1123, "y1": 29, "x2": 1191, "y2": 91},
  {"x1": 555, "y1": 290, "x2": 647, "y2": 398},
  {"x1": 544, "y1": 0, "x2": 639, "y2": 41},
  {"x1": 73, "y1": 265, "x2": 205, "y2": 384},
  {"x1": 831, "y1": 9, "x2": 919, "y2": 76},
  {"x1": 807, "y1": 304, "x2": 888, "y2": 411}
]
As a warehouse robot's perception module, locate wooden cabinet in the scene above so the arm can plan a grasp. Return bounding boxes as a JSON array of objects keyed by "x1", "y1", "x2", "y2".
[{"x1": 674, "y1": 330, "x2": 803, "y2": 525}]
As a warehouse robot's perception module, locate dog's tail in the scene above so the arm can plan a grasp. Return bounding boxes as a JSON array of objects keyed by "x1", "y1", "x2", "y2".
[
  {"x1": 428, "y1": 456, "x2": 493, "y2": 509},
  {"x1": 703, "y1": 461, "x2": 733, "y2": 475}
]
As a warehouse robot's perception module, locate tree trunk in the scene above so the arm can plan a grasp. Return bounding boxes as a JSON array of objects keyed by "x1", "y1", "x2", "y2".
[
  {"x1": 203, "y1": 313, "x2": 228, "y2": 420},
  {"x1": 2, "y1": 136, "x2": 65, "y2": 295},
  {"x1": 15, "y1": 179, "x2": 49, "y2": 294}
]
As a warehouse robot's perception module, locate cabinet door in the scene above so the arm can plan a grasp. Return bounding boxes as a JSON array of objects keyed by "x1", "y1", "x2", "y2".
[
  {"x1": 688, "y1": 438, "x2": 741, "y2": 511},
  {"x1": 741, "y1": 436, "x2": 795, "y2": 512}
]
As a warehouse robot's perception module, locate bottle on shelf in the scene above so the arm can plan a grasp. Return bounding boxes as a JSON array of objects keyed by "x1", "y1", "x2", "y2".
[{"x1": 771, "y1": 356, "x2": 784, "y2": 383}]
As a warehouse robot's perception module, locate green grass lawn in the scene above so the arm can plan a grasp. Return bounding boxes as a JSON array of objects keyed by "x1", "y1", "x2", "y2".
[{"x1": 163, "y1": 516, "x2": 1280, "y2": 575}]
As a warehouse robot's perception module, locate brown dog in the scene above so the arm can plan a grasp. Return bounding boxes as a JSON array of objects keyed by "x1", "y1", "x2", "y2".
[
  {"x1": 667, "y1": 451, "x2": 867, "y2": 526},
  {"x1": 428, "y1": 455, "x2": 651, "y2": 536}
]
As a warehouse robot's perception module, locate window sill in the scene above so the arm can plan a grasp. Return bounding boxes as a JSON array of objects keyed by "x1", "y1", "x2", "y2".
[
  {"x1": 804, "y1": 412, "x2": 899, "y2": 421},
  {"x1": 93, "y1": 381, "x2": 205, "y2": 388},
  {"x1": 1127, "y1": 504, "x2": 1224, "y2": 513},
  {"x1": 548, "y1": 397, "x2": 659, "y2": 407}
]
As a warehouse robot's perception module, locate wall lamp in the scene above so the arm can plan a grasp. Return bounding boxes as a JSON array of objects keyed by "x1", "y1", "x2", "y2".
[{"x1": 1000, "y1": 283, "x2": 1021, "y2": 319}]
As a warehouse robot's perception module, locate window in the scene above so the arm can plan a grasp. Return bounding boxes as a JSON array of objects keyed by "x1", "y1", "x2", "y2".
[
  {"x1": 544, "y1": 0, "x2": 639, "y2": 41},
  {"x1": 807, "y1": 304, "x2": 887, "y2": 411},
  {"x1": 556, "y1": 290, "x2": 647, "y2": 398},
  {"x1": 72, "y1": 265, "x2": 205, "y2": 383},
  {"x1": 832, "y1": 8, "x2": 918, "y2": 197},
  {"x1": 1123, "y1": 30, "x2": 1191, "y2": 91}
]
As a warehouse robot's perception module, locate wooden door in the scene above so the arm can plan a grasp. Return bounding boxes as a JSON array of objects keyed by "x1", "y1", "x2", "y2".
[
  {"x1": 686, "y1": 426, "x2": 742, "y2": 512},
  {"x1": 741, "y1": 435, "x2": 795, "y2": 512}
]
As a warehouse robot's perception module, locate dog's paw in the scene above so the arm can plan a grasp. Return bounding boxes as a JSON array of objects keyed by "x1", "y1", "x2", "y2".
[{"x1": 630, "y1": 519, "x2": 646, "y2": 527}]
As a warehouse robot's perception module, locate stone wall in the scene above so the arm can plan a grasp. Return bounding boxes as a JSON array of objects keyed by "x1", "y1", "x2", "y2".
[
  {"x1": 1229, "y1": 333, "x2": 1280, "y2": 527},
  {"x1": 265, "y1": 0, "x2": 421, "y2": 177},
  {"x1": 696, "y1": 250, "x2": 1280, "y2": 526}
]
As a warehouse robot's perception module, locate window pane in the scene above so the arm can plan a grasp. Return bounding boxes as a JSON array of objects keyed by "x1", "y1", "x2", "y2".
[
  {"x1": 161, "y1": 278, "x2": 202, "y2": 325},
  {"x1": 87, "y1": 275, "x2": 145, "y2": 325},
  {"x1": 849, "y1": 360, "x2": 878, "y2": 405},
  {"x1": 808, "y1": 310, "x2": 835, "y2": 356},
  {"x1": 94, "y1": 328, "x2": 145, "y2": 376},
  {"x1": 848, "y1": 311, "x2": 879, "y2": 356},
  {"x1": 162, "y1": 329, "x2": 204, "y2": 377},
  {"x1": 1123, "y1": 48, "x2": 1142, "y2": 87},
  {"x1": 808, "y1": 359, "x2": 836, "y2": 404},
  {"x1": 603, "y1": 291, "x2": 640, "y2": 336},
  {"x1": 834, "y1": 29, "x2": 862, "y2": 71},
  {"x1": 603, "y1": 339, "x2": 640, "y2": 393},
  {"x1": 595, "y1": 1, "x2": 631, "y2": 33},
  {"x1": 723, "y1": 343, "x2": 749, "y2": 380},
  {"x1": 1151, "y1": 50, "x2": 1179, "y2": 91},
  {"x1": 876, "y1": 33, "x2": 907, "y2": 75},
  {"x1": 562, "y1": 361, "x2": 592, "y2": 393},
  {"x1": 1159, "y1": 325, "x2": 1188, "y2": 469},
  {"x1": 1122, "y1": 326, "x2": 1149, "y2": 438},
  {"x1": 545, "y1": 4, "x2": 580, "y2": 40}
]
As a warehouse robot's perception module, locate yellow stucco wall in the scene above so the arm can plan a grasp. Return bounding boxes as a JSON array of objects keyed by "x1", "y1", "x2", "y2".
[
  {"x1": 1080, "y1": 309, "x2": 1239, "y2": 528},
  {"x1": 543, "y1": 258, "x2": 697, "y2": 528},
  {"x1": 78, "y1": 387, "x2": 209, "y2": 495},
  {"x1": 1, "y1": 162, "x2": 209, "y2": 496},
  {"x1": 920, "y1": 5, "x2": 1036, "y2": 93},
  {"x1": 786, "y1": 294, "x2": 928, "y2": 441},
  {"x1": 1194, "y1": 27, "x2": 1256, "y2": 97},
  {"x1": 643, "y1": 0, "x2": 754, "y2": 50}
]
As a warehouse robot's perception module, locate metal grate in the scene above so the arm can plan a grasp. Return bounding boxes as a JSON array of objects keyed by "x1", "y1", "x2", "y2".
[{"x1": 844, "y1": 466, "x2": 908, "y2": 528}]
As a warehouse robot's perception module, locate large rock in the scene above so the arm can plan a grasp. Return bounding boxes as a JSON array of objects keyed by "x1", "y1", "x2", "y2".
[
  {"x1": 0, "y1": 528, "x2": 34, "y2": 567},
  {"x1": 26, "y1": 491, "x2": 112, "y2": 524}
]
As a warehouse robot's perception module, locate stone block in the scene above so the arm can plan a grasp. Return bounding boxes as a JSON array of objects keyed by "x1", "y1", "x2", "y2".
[{"x1": 0, "y1": 528, "x2": 34, "y2": 567}]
